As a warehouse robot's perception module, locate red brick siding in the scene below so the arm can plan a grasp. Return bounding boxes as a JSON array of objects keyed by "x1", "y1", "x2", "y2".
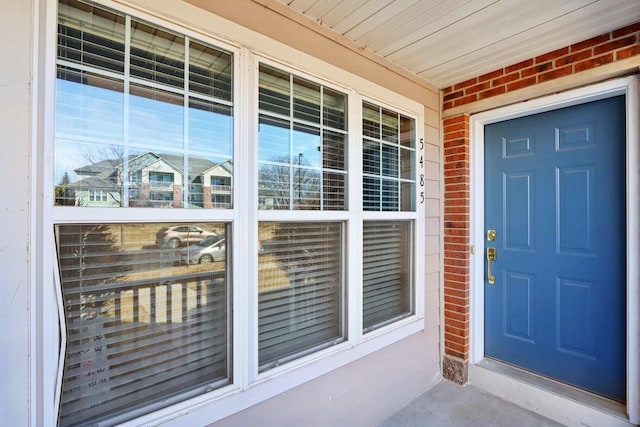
[
  {"x1": 442, "y1": 23, "x2": 640, "y2": 110},
  {"x1": 443, "y1": 114, "x2": 470, "y2": 360}
]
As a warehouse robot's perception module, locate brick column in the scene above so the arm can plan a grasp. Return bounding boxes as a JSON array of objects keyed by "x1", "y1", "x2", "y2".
[{"x1": 442, "y1": 114, "x2": 470, "y2": 384}]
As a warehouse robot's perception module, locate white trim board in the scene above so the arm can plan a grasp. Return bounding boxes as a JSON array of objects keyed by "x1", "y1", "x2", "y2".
[{"x1": 468, "y1": 76, "x2": 639, "y2": 424}]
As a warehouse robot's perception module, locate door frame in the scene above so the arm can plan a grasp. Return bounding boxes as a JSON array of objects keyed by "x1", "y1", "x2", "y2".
[{"x1": 468, "y1": 76, "x2": 639, "y2": 422}]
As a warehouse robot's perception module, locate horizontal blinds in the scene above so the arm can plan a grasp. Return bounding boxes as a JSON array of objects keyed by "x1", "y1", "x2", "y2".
[
  {"x1": 363, "y1": 221, "x2": 412, "y2": 331},
  {"x1": 258, "y1": 222, "x2": 344, "y2": 370},
  {"x1": 362, "y1": 101, "x2": 416, "y2": 212},
  {"x1": 56, "y1": 223, "x2": 230, "y2": 426}
]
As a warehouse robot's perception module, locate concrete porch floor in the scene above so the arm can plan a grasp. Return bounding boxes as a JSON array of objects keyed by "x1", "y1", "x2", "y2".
[{"x1": 378, "y1": 380, "x2": 564, "y2": 427}]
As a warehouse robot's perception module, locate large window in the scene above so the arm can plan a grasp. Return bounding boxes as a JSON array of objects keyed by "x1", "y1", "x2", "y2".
[
  {"x1": 54, "y1": 1, "x2": 235, "y2": 425},
  {"x1": 257, "y1": 65, "x2": 348, "y2": 369},
  {"x1": 50, "y1": 1, "x2": 423, "y2": 425}
]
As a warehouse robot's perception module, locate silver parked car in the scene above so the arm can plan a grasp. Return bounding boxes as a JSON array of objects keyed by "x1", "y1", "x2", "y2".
[
  {"x1": 156, "y1": 225, "x2": 216, "y2": 248},
  {"x1": 180, "y1": 234, "x2": 226, "y2": 264}
]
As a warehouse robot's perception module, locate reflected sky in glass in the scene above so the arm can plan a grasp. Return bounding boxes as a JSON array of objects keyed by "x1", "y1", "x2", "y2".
[
  {"x1": 55, "y1": 78, "x2": 233, "y2": 185},
  {"x1": 129, "y1": 85, "x2": 184, "y2": 150},
  {"x1": 55, "y1": 75, "x2": 124, "y2": 144}
]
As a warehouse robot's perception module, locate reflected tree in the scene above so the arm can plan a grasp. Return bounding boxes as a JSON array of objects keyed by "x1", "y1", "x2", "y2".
[
  {"x1": 55, "y1": 172, "x2": 76, "y2": 206},
  {"x1": 258, "y1": 155, "x2": 321, "y2": 209}
]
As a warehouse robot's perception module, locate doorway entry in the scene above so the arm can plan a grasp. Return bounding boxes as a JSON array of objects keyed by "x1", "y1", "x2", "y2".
[{"x1": 483, "y1": 96, "x2": 626, "y2": 400}]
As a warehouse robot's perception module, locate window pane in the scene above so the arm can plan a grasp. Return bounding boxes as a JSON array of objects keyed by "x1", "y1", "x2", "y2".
[
  {"x1": 293, "y1": 124, "x2": 321, "y2": 168},
  {"x1": 363, "y1": 176, "x2": 380, "y2": 211},
  {"x1": 323, "y1": 131, "x2": 346, "y2": 171},
  {"x1": 382, "y1": 179, "x2": 399, "y2": 211},
  {"x1": 190, "y1": 157, "x2": 233, "y2": 209},
  {"x1": 293, "y1": 168, "x2": 321, "y2": 210},
  {"x1": 363, "y1": 221, "x2": 412, "y2": 331},
  {"x1": 258, "y1": 163, "x2": 290, "y2": 210},
  {"x1": 129, "y1": 84, "x2": 184, "y2": 151},
  {"x1": 323, "y1": 88, "x2": 346, "y2": 130},
  {"x1": 363, "y1": 140, "x2": 380, "y2": 175},
  {"x1": 259, "y1": 65, "x2": 290, "y2": 116},
  {"x1": 293, "y1": 77, "x2": 320, "y2": 123},
  {"x1": 382, "y1": 109, "x2": 398, "y2": 143},
  {"x1": 130, "y1": 20, "x2": 185, "y2": 89},
  {"x1": 258, "y1": 222, "x2": 344, "y2": 371},
  {"x1": 401, "y1": 181, "x2": 415, "y2": 211},
  {"x1": 188, "y1": 98, "x2": 233, "y2": 156},
  {"x1": 362, "y1": 102, "x2": 380, "y2": 139},
  {"x1": 56, "y1": 223, "x2": 230, "y2": 426},
  {"x1": 189, "y1": 41, "x2": 232, "y2": 100},
  {"x1": 54, "y1": 140, "x2": 124, "y2": 207},
  {"x1": 127, "y1": 151, "x2": 183, "y2": 208},
  {"x1": 258, "y1": 115, "x2": 290, "y2": 163},
  {"x1": 58, "y1": 0, "x2": 126, "y2": 73},
  {"x1": 400, "y1": 147, "x2": 414, "y2": 180},
  {"x1": 400, "y1": 115, "x2": 414, "y2": 148},
  {"x1": 381, "y1": 144, "x2": 398, "y2": 177},
  {"x1": 56, "y1": 67, "x2": 124, "y2": 143}
]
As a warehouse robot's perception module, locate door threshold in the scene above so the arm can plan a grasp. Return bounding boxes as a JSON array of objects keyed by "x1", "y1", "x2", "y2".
[{"x1": 469, "y1": 359, "x2": 632, "y2": 427}]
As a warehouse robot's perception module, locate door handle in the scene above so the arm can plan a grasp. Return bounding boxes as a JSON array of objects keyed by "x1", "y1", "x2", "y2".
[{"x1": 486, "y1": 247, "x2": 496, "y2": 284}]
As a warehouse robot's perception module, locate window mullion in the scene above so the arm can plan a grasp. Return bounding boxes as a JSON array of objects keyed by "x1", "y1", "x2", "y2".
[
  {"x1": 123, "y1": 14, "x2": 131, "y2": 207},
  {"x1": 183, "y1": 36, "x2": 189, "y2": 208},
  {"x1": 347, "y1": 94, "x2": 363, "y2": 343}
]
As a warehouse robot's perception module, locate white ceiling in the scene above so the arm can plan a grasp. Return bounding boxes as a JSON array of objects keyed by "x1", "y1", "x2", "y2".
[{"x1": 276, "y1": 0, "x2": 640, "y2": 88}]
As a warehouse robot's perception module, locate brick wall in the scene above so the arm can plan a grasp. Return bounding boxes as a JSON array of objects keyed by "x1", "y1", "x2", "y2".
[
  {"x1": 440, "y1": 21, "x2": 640, "y2": 383},
  {"x1": 443, "y1": 114, "x2": 470, "y2": 361},
  {"x1": 443, "y1": 23, "x2": 640, "y2": 110}
]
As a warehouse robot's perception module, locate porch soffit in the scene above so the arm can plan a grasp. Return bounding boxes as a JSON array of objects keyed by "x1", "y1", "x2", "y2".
[{"x1": 274, "y1": 0, "x2": 640, "y2": 89}]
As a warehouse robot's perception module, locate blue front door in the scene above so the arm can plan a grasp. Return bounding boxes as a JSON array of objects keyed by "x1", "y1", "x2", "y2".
[{"x1": 484, "y1": 96, "x2": 626, "y2": 401}]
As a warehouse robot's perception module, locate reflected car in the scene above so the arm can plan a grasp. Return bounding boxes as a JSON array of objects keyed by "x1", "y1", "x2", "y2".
[
  {"x1": 156, "y1": 225, "x2": 216, "y2": 248},
  {"x1": 180, "y1": 234, "x2": 226, "y2": 264}
]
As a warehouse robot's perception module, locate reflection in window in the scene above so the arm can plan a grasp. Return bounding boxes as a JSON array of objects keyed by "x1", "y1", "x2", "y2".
[
  {"x1": 55, "y1": 0, "x2": 233, "y2": 209},
  {"x1": 258, "y1": 64, "x2": 347, "y2": 210},
  {"x1": 362, "y1": 102, "x2": 415, "y2": 211},
  {"x1": 258, "y1": 222, "x2": 344, "y2": 370},
  {"x1": 56, "y1": 222, "x2": 230, "y2": 426}
]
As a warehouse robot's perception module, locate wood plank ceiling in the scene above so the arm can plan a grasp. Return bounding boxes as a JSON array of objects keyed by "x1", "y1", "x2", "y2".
[{"x1": 276, "y1": 0, "x2": 640, "y2": 88}]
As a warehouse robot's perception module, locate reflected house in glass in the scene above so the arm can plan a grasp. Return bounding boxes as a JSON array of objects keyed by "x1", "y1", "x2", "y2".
[
  {"x1": 199, "y1": 160, "x2": 233, "y2": 208},
  {"x1": 71, "y1": 152, "x2": 233, "y2": 209},
  {"x1": 71, "y1": 158, "x2": 123, "y2": 206}
]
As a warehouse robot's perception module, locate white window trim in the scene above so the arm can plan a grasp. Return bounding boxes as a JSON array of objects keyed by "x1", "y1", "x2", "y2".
[
  {"x1": 469, "y1": 76, "x2": 639, "y2": 424},
  {"x1": 34, "y1": 1, "x2": 427, "y2": 425}
]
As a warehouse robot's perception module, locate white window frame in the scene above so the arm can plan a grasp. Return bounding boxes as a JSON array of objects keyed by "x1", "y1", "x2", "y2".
[{"x1": 33, "y1": 1, "x2": 427, "y2": 425}]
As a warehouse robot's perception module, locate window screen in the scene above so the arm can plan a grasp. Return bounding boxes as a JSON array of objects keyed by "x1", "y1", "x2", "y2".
[
  {"x1": 258, "y1": 222, "x2": 344, "y2": 370},
  {"x1": 55, "y1": 223, "x2": 230, "y2": 426}
]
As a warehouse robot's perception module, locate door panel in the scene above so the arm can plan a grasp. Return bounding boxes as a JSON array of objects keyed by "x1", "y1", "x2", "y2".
[{"x1": 484, "y1": 96, "x2": 626, "y2": 401}]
